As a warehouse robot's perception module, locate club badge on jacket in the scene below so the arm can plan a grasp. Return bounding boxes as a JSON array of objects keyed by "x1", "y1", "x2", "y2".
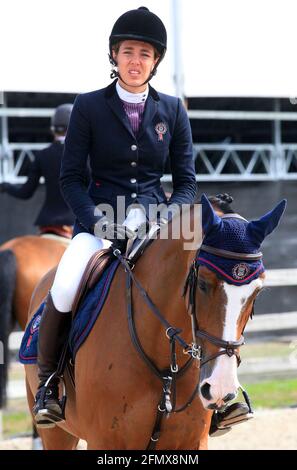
[{"x1": 155, "y1": 122, "x2": 167, "y2": 141}]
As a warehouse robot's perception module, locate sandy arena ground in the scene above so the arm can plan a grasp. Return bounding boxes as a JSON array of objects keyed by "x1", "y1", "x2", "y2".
[{"x1": 0, "y1": 408, "x2": 296, "y2": 450}]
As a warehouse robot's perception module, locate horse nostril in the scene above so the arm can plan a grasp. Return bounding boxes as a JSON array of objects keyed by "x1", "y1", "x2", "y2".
[
  {"x1": 200, "y1": 382, "x2": 212, "y2": 400},
  {"x1": 223, "y1": 393, "x2": 236, "y2": 403}
]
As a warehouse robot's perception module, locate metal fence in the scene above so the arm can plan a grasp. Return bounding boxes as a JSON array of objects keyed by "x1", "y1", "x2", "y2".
[{"x1": 1, "y1": 103, "x2": 297, "y2": 183}]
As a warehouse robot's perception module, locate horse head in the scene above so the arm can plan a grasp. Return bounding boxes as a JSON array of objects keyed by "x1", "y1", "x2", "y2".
[{"x1": 191, "y1": 194, "x2": 286, "y2": 411}]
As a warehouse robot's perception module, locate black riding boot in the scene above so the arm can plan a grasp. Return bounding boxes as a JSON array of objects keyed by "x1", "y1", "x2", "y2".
[{"x1": 32, "y1": 292, "x2": 71, "y2": 428}]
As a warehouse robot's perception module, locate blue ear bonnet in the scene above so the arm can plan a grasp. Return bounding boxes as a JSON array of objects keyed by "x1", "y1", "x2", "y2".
[
  {"x1": 197, "y1": 218, "x2": 265, "y2": 284},
  {"x1": 203, "y1": 217, "x2": 263, "y2": 253}
]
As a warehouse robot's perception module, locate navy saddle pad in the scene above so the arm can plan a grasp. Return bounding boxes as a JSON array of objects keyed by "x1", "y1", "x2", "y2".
[{"x1": 19, "y1": 259, "x2": 120, "y2": 364}]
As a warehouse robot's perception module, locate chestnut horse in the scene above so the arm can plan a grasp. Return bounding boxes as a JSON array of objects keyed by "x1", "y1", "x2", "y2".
[
  {"x1": 0, "y1": 235, "x2": 68, "y2": 441},
  {"x1": 24, "y1": 195, "x2": 285, "y2": 450}
]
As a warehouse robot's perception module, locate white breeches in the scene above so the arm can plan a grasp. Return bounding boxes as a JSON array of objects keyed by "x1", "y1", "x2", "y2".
[{"x1": 51, "y1": 208, "x2": 146, "y2": 312}]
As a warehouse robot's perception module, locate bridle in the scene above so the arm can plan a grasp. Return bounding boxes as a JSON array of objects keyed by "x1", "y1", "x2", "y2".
[
  {"x1": 189, "y1": 243, "x2": 262, "y2": 368},
  {"x1": 113, "y1": 232, "x2": 262, "y2": 449}
]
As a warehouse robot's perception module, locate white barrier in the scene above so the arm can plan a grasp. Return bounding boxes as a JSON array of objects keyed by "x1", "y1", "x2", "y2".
[
  {"x1": 246, "y1": 312, "x2": 297, "y2": 333},
  {"x1": 264, "y1": 269, "x2": 297, "y2": 287},
  {"x1": 6, "y1": 269, "x2": 297, "y2": 352}
]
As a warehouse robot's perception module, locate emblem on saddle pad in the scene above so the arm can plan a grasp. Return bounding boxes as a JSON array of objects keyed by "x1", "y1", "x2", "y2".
[
  {"x1": 32, "y1": 314, "x2": 41, "y2": 331},
  {"x1": 232, "y1": 263, "x2": 250, "y2": 280},
  {"x1": 155, "y1": 122, "x2": 167, "y2": 141}
]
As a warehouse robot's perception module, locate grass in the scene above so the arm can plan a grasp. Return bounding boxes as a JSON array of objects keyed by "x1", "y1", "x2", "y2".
[
  {"x1": 3, "y1": 399, "x2": 32, "y2": 439},
  {"x1": 3, "y1": 411, "x2": 32, "y2": 438},
  {"x1": 242, "y1": 378, "x2": 297, "y2": 408}
]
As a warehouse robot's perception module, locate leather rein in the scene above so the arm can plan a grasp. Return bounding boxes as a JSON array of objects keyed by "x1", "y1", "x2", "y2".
[{"x1": 113, "y1": 240, "x2": 262, "y2": 450}]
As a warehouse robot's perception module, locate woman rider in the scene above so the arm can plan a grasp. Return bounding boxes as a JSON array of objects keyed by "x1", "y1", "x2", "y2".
[{"x1": 33, "y1": 6, "x2": 197, "y2": 427}]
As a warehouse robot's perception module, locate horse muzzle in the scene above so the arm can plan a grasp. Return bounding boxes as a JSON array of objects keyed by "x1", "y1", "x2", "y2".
[{"x1": 199, "y1": 379, "x2": 239, "y2": 410}]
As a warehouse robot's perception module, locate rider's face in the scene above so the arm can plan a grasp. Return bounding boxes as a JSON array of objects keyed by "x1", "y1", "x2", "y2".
[{"x1": 112, "y1": 40, "x2": 159, "y2": 93}]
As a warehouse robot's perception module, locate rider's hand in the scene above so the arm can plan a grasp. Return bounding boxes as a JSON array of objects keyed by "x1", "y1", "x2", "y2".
[
  {"x1": 158, "y1": 216, "x2": 169, "y2": 226},
  {"x1": 105, "y1": 222, "x2": 135, "y2": 241},
  {"x1": 94, "y1": 217, "x2": 135, "y2": 241},
  {"x1": 157, "y1": 203, "x2": 180, "y2": 226}
]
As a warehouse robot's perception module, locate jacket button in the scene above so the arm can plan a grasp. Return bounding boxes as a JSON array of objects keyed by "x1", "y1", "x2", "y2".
[
  {"x1": 130, "y1": 178, "x2": 137, "y2": 183},
  {"x1": 131, "y1": 161, "x2": 137, "y2": 167},
  {"x1": 131, "y1": 144, "x2": 137, "y2": 151},
  {"x1": 131, "y1": 193, "x2": 137, "y2": 198}
]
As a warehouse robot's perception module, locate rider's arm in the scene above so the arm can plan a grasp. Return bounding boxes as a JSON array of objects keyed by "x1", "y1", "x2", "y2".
[
  {"x1": 60, "y1": 94, "x2": 103, "y2": 233},
  {"x1": 167, "y1": 98, "x2": 197, "y2": 206},
  {"x1": 0, "y1": 157, "x2": 40, "y2": 199}
]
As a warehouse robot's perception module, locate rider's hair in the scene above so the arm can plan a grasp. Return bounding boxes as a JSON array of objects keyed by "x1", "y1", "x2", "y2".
[{"x1": 208, "y1": 193, "x2": 235, "y2": 214}]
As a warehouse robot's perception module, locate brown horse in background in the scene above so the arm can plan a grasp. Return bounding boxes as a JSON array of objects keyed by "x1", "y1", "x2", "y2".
[
  {"x1": 24, "y1": 194, "x2": 286, "y2": 450},
  {"x1": 0, "y1": 235, "x2": 68, "y2": 440}
]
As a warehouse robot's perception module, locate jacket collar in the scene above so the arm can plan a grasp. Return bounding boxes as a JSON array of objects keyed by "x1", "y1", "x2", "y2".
[
  {"x1": 105, "y1": 80, "x2": 159, "y2": 139},
  {"x1": 105, "y1": 79, "x2": 160, "y2": 101}
]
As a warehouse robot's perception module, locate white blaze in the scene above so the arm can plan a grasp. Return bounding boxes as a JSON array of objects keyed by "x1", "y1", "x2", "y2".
[{"x1": 200, "y1": 278, "x2": 263, "y2": 407}]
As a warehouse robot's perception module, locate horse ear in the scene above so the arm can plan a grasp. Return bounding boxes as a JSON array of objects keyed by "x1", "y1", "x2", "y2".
[
  {"x1": 247, "y1": 199, "x2": 287, "y2": 244},
  {"x1": 201, "y1": 193, "x2": 222, "y2": 236}
]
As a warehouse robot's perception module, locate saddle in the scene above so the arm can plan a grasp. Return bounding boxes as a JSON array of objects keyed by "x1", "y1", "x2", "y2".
[
  {"x1": 71, "y1": 224, "x2": 159, "y2": 318},
  {"x1": 71, "y1": 248, "x2": 114, "y2": 318},
  {"x1": 126, "y1": 223, "x2": 160, "y2": 265}
]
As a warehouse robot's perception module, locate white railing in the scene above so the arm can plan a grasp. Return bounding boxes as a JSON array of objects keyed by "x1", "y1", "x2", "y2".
[
  {"x1": 1, "y1": 143, "x2": 297, "y2": 184},
  {"x1": 1, "y1": 106, "x2": 297, "y2": 182}
]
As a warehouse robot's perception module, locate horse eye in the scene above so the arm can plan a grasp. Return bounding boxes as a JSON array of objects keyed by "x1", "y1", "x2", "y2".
[{"x1": 198, "y1": 279, "x2": 208, "y2": 293}]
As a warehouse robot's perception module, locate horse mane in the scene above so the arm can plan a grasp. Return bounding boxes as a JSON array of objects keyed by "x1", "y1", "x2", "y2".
[{"x1": 208, "y1": 194, "x2": 235, "y2": 214}]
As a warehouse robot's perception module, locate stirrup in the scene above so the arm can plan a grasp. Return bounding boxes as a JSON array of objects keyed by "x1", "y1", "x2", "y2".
[
  {"x1": 209, "y1": 402, "x2": 253, "y2": 437},
  {"x1": 35, "y1": 402, "x2": 66, "y2": 429},
  {"x1": 34, "y1": 373, "x2": 67, "y2": 429}
]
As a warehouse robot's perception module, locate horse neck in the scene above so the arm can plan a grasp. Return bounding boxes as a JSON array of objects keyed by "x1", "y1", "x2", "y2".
[{"x1": 134, "y1": 209, "x2": 199, "y2": 361}]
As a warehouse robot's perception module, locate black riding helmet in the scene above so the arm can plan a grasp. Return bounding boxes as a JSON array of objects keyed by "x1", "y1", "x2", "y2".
[
  {"x1": 51, "y1": 104, "x2": 73, "y2": 133},
  {"x1": 109, "y1": 6, "x2": 167, "y2": 81}
]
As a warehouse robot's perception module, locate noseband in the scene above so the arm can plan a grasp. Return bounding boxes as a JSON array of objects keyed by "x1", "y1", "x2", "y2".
[{"x1": 186, "y1": 243, "x2": 262, "y2": 367}]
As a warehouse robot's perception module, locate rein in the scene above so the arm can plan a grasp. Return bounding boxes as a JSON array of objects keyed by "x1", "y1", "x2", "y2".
[{"x1": 113, "y1": 240, "x2": 262, "y2": 450}]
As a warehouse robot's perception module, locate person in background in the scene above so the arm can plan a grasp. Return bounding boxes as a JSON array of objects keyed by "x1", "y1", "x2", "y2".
[{"x1": 0, "y1": 104, "x2": 75, "y2": 238}]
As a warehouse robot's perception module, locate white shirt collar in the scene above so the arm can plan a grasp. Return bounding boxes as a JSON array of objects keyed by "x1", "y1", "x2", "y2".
[
  {"x1": 116, "y1": 81, "x2": 148, "y2": 104},
  {"x1": 55, "y1": 135, "x2": 65, "y2": 143}
]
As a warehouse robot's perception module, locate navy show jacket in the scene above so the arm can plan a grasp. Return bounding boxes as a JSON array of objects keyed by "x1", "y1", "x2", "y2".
[
  {"x1": 60, "y1": 80, "x2": 197, "y2": 233},
  {"x1": 3, "y1": 141, "x2": 75, "y2": 227}
]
